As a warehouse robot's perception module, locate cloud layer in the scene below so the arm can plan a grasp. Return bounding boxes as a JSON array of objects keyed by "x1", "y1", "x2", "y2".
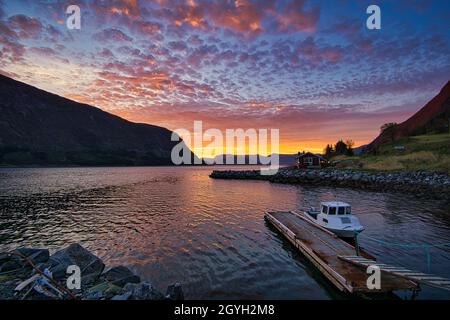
[{"x1": 1, "y1": 0, "x2": 449, "y2": 153}]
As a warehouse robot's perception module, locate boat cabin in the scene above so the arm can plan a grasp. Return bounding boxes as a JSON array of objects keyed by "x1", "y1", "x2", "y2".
[
  {"x1": 321, "y1": 201, "x2": 352, "y2": 216},
  {"x1": 296, "y1": 152, "x2": 328, "y2": 169}
]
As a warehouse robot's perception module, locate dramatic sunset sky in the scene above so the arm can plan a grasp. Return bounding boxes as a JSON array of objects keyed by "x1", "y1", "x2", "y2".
[{"x1": 0, "y1": 0, "x2": 449, "y2": 155}]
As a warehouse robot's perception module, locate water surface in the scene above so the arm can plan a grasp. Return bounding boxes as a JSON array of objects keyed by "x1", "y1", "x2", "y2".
[{"x1": 0, "y1": 166, "x2": 449, "y2": 299}]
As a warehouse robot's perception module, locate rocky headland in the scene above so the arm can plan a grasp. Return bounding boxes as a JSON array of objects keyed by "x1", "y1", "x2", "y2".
[{"x1": 210, "y1": 168, "x2": 450, "y2": 200}]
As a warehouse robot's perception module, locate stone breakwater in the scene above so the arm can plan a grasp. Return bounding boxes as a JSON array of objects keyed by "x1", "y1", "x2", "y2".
[
  {"x1": 0, "y1": 243, "x2": 184, "y2": 300},
  {"x1": 210, "y1": 168, "x2": 450, "y2": 199}
]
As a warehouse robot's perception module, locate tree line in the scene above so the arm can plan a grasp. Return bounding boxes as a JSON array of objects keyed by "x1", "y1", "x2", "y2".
[
  {"x1": 323, "y1": 122, "x2": 401, "y2": 159},
  {"x1": 324, "y1": 139, "x2": 354, "y2": 159}
]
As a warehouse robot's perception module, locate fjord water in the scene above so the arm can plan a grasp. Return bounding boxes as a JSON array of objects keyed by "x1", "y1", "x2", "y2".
[{"x1": 1, "y1": 166, "x2": 449, "y2": 299}]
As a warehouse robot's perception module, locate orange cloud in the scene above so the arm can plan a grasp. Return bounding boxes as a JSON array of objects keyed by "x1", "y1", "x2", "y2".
[
  {"x1": 208, "y1": 0, "x2": 264, "y2": 35},
  {"x1": 105, "y1": 100, "x2": 412, "y2": 156}
]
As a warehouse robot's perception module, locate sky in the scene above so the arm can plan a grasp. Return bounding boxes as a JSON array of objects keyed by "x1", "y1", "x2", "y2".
[{"x1": 0, "y1": 0, "x2": 449, "y2": 156}]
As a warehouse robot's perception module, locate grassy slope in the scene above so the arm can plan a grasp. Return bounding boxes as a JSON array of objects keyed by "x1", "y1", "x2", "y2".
[{"x1": 333, "y1": 133, "x2": 450, "y2": 173}]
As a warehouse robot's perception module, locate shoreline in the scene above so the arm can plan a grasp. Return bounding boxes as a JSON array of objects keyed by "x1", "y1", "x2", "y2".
[{"x1": 210, "y1": 168, "x2": 450, "y2": 200}]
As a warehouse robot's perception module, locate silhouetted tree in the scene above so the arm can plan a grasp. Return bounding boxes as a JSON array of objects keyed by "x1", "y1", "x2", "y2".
[
  {"x1": 380, "y1": 122, "x2": 398, "y2": 133},
  {"x1": 324, "y1": 144, "x2": 334, "y2": 159},
  {"x1": 334, "y1": 140, "x2": 348, "y2": 156},
  {"x1": 324, "y1": 139, "x2": 356, "y2": 158},
  {"x1": 380, "y1": 122, "x2": 398, "y2": 142},
  {"x1": 345, "y1": 139, "x2": 354, "y2": 156}
]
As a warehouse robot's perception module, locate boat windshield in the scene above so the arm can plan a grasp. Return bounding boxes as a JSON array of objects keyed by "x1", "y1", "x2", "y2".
[
  {"x1": 328, "y1": 207, "x2": 336, "y2": 215},
  {"x1": 346, "y1": 207, "x2": 352, "y2": 214},
  {"x1": 338, "y1": 207, "x2": 346, "y2": 215}
]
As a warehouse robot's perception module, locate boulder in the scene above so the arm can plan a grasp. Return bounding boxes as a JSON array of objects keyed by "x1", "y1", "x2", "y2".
[
  {"x1": 122, "y1": 282, "x2": 165, "y2": 300},
  {"x1": 0, "y1": 259, "x2": 21, "y2": 272},
  {"x1": 85, "y1": 282, "x2": 122, "y2": 300},
  {"x1": 103, "y1": 266, "x2": 140, "y2": 287},
  {"x1": 0, "y1": 253, "x2": 10, "y2": 265},
  {"x1": 47, "y1": 243, "x2": 105, "y2": 286},
  {"x1": 84, "y1": 291, "x2": 104, "y2": 300},
  {"x1": 0, "y1": 248, "x2": 49, "y2": 272},
  {"x1": 111, "y1": 291, "x2": 132, "y2": 300},
  {"x1": 15, "y1": 248, "x2": 49, "y2": 265},
  {"x1": 166, "y1": 283, "x2": 184, "y2": 300}
]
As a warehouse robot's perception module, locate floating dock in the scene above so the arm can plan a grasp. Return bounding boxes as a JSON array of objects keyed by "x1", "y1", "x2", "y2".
[{"x1": 265, "y1": 211, "x2": 419, "y2": 294}]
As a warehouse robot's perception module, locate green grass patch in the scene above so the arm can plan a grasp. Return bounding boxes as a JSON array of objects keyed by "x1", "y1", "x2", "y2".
[{"x1": 332, "y1": 133, "x2": 450, "y2": 173}]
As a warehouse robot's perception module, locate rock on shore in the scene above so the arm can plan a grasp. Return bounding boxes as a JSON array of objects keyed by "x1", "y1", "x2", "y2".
[
  {"x1": 0, "y1": 243, "x2": 184, "y2": 300},
  {"x1": 210, "y1": 168, "x2": 450, "y2": 199}
]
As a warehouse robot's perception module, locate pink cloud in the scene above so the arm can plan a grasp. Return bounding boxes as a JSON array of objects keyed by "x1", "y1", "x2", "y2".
[
  {"x1": 269, "y1": 0, "x2": 320, "y2": 33},
  {"x1": 207, "y1": 0, "x2": 265, "y2": 36},
  {"x1": 132, "y1": 20, "x2": 162, "y2": 36},
  {"x1": 8, "y1": 14, "x2": 43, "y2": 39},
  {"x1": 92, "y1": 28, "x2": 133, "y2": 43},
  {"x1": 91, "y1": 0, "x2": 142, "y2": 20}
]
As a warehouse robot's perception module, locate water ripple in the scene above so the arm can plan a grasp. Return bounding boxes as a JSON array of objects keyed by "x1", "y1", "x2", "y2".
[{"x1": 0, "y1": 166, "x2": 449, "y2": 299}]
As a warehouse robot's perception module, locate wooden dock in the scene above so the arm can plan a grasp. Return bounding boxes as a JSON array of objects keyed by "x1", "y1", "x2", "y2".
[{"x1": 265, "y1": 211, "x2": 419, "y2": 294}]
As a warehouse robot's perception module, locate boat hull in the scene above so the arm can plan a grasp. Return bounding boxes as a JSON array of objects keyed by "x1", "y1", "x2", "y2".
[
  {"x1": 302, "y1": 211, "x2": 364, "y2": 238},
  {"x1": 325, "y1": 227, "x2": 364, "y2": 238}
]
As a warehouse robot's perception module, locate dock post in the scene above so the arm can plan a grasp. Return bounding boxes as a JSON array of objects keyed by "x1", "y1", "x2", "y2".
[{"x1": 354, "y1": 232, "x2": 360, "y2": 256}]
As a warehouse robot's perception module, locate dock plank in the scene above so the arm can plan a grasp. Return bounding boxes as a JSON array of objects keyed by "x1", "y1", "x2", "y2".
[
  {"x1": 266, "y1": 211, "x2": 418, "y2": 293},
  {"x1": 340, "y1": 256, "x2": 450, "y2": 291}
]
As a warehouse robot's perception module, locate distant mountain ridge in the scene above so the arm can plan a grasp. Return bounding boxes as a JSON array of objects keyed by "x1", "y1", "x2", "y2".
[
  {"x1": 0, "y1": 74, "x2": 193, "y2": 166},
  {"x1": 201, "y1": 154, "x2": 298, "y2": 166},
  {"x1": 368, "y1": 80, "x2": 450, "y2": 151}
]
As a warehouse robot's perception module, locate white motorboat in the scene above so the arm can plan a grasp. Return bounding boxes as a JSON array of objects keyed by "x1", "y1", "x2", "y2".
[{"x1": 303, "y1": 201, "x2": 364, "y2": 238}]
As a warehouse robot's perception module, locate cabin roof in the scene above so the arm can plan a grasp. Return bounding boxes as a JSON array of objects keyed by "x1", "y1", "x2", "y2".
[
  {"x1": 321, "y1": 201, "x2": 350, "y2": 207},
  {"x1": 296, "y1": 152, "x2": 325, "y2": 160}
]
